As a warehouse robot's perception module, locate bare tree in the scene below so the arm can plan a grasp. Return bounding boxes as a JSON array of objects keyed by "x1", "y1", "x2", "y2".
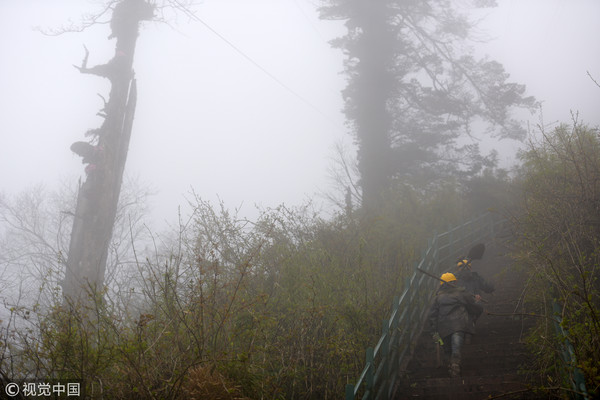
[
  {"x1": 58, "y1": 0, "x2": 202, "y2": 308},
  {"x1": 63, "y1": 0, "x2": 155, "y2": 307},
  {"x1": 0, "y1": 178, "x2": 152, "y2": 308},
  {"x1": 323, "y1": 140, "x2": 362, "y2": 217}
]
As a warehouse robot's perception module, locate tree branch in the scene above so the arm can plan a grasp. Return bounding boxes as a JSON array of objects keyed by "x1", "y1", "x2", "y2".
[{"x1": 587, "y1": 70, "x2": 600, "y2": 89}]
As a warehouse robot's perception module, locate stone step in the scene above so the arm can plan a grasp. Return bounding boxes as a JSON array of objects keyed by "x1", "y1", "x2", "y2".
[
  {"x1": 394, "y1": 378, "x2": 547, "y2": 400},
  {"x1": 406, "y1": 357, "x2": 529, "y2": 378}
]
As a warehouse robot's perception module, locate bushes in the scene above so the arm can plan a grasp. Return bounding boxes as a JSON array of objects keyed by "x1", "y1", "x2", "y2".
[
  {"x1": 513, "y1": 121, "x2": 600, "y2": 396},
  {"x1": 1, "y1": 179, "x2": 486, "y2": 398}
]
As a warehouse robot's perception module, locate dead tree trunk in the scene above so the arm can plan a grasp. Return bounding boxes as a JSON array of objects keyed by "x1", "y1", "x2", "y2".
[{"x1": 63, "y1": 0, "x2": 153, "y2": 306}]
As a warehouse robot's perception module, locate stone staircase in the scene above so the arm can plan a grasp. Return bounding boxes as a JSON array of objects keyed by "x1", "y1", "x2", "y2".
[{"x1": 393, "y1": 240, "x2": 551, "y2": 400}]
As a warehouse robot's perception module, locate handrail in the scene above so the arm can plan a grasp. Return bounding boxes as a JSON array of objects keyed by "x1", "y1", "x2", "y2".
[
  {"x1": 552, "y1": 302, "x2": 590, "y2": 400},
  {"x1": 345, "y1": 212, "x2": 505, "y2": 400}
]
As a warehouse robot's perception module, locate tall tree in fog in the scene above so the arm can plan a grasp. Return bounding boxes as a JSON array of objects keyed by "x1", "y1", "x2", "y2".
[
  {"x1": 319, "y1": 0, "x2": 536, "y2": 208},
  {"x1": 64, "y1": 0, "x2": 154, "y2": 306},
  {"x1": 60, "y1": 0, "x2": 197, "y2": 306}
]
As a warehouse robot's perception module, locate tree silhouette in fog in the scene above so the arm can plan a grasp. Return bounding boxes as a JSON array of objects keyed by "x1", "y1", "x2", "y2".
[
  {"x1": 64, "y1": 0, "x2": 153, "y2": 306},
  {"x1": 319, "y1": 0, "x2": 536, "y2": 209},
  {"x1": 59, "y1": 0, "x2": 197, "y2": 306}
]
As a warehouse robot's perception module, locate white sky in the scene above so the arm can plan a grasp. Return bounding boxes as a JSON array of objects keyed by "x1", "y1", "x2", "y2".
[{"x1": 1, "y1": 0, "x2": 599, "y2": 227}]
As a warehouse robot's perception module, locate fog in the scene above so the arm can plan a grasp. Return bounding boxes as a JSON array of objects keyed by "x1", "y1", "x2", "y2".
[
  {"x1": 1, "y1": 0, "x2": 599, "y2": 225},
  {"x1": 0, "y1": 2, "x2": 599, "y2": 397}
]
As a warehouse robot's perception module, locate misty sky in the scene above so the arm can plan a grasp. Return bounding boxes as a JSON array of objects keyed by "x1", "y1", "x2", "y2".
[{"x1": 1, "y1": 0, "x2": 599, "y2": 226}]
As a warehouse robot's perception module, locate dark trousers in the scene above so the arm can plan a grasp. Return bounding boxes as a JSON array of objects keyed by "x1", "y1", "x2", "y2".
[{"x1": 443, "y1": 332, "x2": 465, "y2": 365}]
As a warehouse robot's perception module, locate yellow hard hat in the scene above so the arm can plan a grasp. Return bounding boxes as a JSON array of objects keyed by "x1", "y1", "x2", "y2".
[
  {"x1": 440, "y1": 272, "x2": 457, "y2": 285},
  {"x1": 457, "y1": 259, "x2": 471, "y2": 269}
]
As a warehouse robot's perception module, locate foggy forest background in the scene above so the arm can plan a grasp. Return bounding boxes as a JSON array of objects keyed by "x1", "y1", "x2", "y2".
[{"x1": 1, "y1": 0, "x2": 599, "y2": 399}]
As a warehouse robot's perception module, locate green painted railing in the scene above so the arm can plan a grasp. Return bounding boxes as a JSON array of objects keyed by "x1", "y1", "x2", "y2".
[
  {"x1": 345, "y1": 213, "x2": 506, "y2": 400},
  {"x1": 552, "y1": 302, "x2": 590, "y2": 400}
]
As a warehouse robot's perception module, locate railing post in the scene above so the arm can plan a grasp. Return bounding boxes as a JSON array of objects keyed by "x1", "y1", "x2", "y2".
[
  {"x1": 381, "y1": 319, "x2": 390, "y2": 400},
  {"x1": 366, "y1": 347, "x2": 374, "y2": 397},
  {"x1": 552, "y1": 302, "x2": 589, "y2": 400},
  {"x1": 345, "y1": 384, "x2": 355, "y2": 400}
]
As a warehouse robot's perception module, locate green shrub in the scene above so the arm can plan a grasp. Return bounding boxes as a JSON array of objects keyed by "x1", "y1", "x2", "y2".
[{"x1": 513, "y1": 121, "x2": 600, "y2": 397}]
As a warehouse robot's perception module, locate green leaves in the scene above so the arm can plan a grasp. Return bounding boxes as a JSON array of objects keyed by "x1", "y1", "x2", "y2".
[
  {"x1": 514, "y1": 121, "x2": 600, "y2": 397},
  {"x1": 320, "y1": 0, "x2": 537, "y2": 200}
]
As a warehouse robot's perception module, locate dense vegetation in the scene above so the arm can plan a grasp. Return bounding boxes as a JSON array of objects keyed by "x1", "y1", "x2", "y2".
[
  {"x1": 512, "y1": 120, "x2": 600, "y2": 397},
  {"x1": 0, "y1": 0, "x2": 595, "y2": 397},
  {"x1": 2, "y1": 119, "x2": 599, "y2": 398},
  {"x1": 0, "y1": 181, "x2": 479, "y2": 399}
]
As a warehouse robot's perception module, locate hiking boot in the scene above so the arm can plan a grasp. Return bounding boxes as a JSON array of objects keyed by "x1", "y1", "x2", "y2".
[{"x1": 448, "y1": 363, "x2": 460, "y2": 378}]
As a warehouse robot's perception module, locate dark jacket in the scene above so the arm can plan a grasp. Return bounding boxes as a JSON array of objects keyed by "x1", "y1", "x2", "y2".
[
  {"x1": 455, "y1": 269, "x2": 494, "y2": 295},
  {"x1": 428, "y1": 284, "x2": 483, "y2": 338}
]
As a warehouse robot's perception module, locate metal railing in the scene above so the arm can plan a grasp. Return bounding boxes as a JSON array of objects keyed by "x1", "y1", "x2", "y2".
[
  {"x1": 345, "y1": 213, "x2": 506, "y2": 400},
  {"x1": 552, "y1": 302, "x2": 590, "y2": 400}
]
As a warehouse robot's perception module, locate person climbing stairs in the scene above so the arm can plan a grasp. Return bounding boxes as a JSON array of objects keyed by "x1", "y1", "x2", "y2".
[{"x1": 393, "y1": 240, "x2": 548, "y2": 399}]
